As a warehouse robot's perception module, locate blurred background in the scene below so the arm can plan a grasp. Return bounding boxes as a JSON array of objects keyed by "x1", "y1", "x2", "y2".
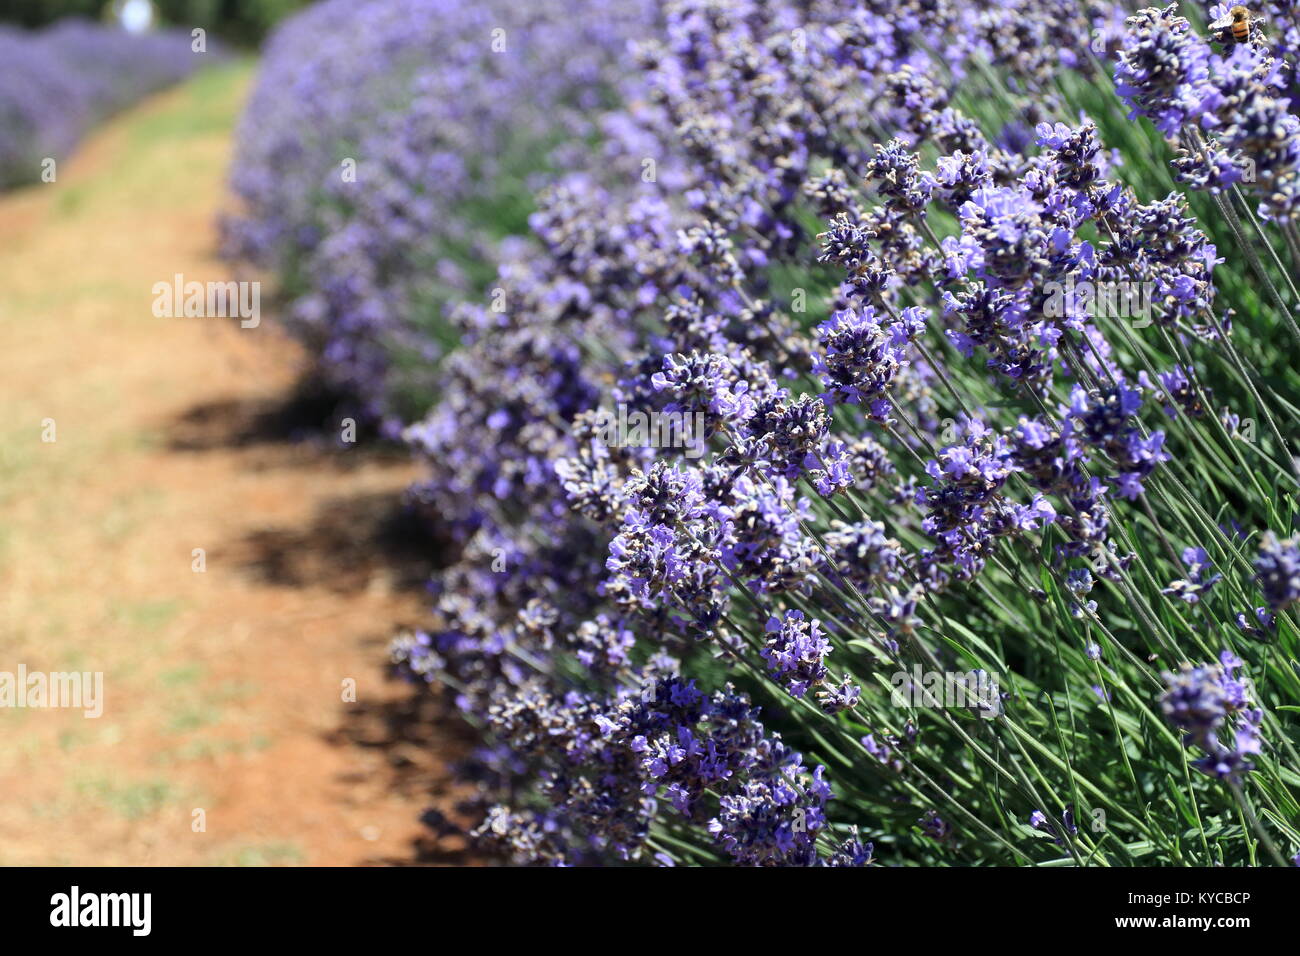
[
  {"x1": 1, "y1": 0, "x2": 308, "y2": 45},
  {"x1": 0, "y1": 0, "x2": 479, "y2": 866}
]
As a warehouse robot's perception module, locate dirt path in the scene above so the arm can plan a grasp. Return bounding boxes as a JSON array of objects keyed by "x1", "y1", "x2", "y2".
[{"x1": 0, "y1": 63, "x2": 469, "y2": 865}]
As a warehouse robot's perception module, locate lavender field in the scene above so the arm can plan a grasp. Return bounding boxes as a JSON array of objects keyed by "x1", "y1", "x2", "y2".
[
  {"x1": 307, "y1": 0, "x2": 1300, "y2": 868},
  {"x1": 0, "y1": 18, "x2": 208, "y2": 188},
  {"x1": 5, "y1": 0, "x2": 1300, "y2": 893}
]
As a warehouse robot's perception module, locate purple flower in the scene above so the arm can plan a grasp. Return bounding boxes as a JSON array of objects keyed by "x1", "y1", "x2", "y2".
[
  {"x1": 813, "y1": 306, "x2": 918, "y2": 416},
  {"x1": 761, "y1": 610, "x2": 832, "y2": 700},
  {"x1": 1162, "y1": 546, "x2": 1223, "y2": 604},
  {"x1": 1161, "y1": 652, "x2": 1261, "y2": 779},
  {"x1": 1255, "y1": 531, "x2": 1300, "y2": 610},
  {"x1": 0, "y1": 22, "x2": 207, "y2": 189}
]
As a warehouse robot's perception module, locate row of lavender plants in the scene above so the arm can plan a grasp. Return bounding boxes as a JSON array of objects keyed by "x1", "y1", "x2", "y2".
[
  {"x1": 384, "y1": 0, "x2": 1300, "y2": 866},
  {"x1": 0, "y1": 19, "x2": 208, "y2": 189},
  {"x1": 226, "y1": 0, "x2": 1300, "y2": 864},
  {"x1": 221, "y1": 0, "x2": 659, "y2": 432}
]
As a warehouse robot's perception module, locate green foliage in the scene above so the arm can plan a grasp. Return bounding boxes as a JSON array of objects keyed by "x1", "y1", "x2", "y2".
[
  {"x1": 0, "y1": 0, "x2": 104, "y2": 26},
  {"x1": 152, "y1": 0, "x2": 309, "y2": 45},
  {"x1": 0, "y1": 0, "x2": 309, "y2": 44}
]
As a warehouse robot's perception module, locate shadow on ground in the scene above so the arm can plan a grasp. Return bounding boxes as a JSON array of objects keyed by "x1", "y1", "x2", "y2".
[
  {"x1": 167, "y1": 385, "x2": 479, "y2": 865},
  {"x1": 332, "y1": 682, "x2": 482, "y2": 866},
  {"x1": 229, "y1": 491, "x2": 440, "y2": 594},
  {"x1": 168, "y1": 372, "x2": 397, "y2": 459},
  {"x1": 170, "y1": 376, "x2": 453, "y2": 594}
]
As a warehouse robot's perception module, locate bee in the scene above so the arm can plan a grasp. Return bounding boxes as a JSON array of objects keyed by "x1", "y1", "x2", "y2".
[{"x1": 1210, "y1": 5, "x2": 1259, "y2": 44}]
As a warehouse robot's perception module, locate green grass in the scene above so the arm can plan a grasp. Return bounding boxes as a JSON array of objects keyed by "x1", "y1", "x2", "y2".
[
  {"x1": 130, "y1": 58, "x2": 259, "y2": 144},
  {"x1": 219, "y1": 842, "x2": 305, "y2": 867},
  {"x1": 76, "y1": 776, "x2": 177, "y2": 821}
]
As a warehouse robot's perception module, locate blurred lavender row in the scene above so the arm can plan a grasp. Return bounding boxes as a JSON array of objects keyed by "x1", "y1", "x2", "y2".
[
  {"x1": 220, "y1": 0, "x2": 658, "y2": 431},
  {"x1": 0, "y1": 19, "x2": 211, "y2": 189}
]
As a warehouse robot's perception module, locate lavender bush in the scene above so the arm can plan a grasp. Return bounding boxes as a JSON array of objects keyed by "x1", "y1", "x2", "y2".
[
  {"x1": 0, "y1": 19, "x2": 207, "y2": 189},
  {"x1": 388, "y1": 0, "x2": 1300, "y2": 866},
  {"x1": 221, "y1": 0, "x2": 659, "y2": 431}
]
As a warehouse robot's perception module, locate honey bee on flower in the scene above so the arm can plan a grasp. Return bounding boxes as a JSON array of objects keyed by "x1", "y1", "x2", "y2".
[{"x1": 1208, "y1": 4, "x2": 1263, "y2": 44}]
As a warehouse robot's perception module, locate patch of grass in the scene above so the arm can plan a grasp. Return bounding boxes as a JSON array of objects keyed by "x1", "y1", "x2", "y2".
[
  {"x1": 53, "y1": 185, "x2": 87, "y2": 217},
  {"x1": 159, "y1": 663, "x2": 206, "y2": 688},
  {"x1": 77, "y1": 776, "x2": 176, "y2": 821},
  {"x1": 154, "y1": 737, "x2": 241, "y2": 763},
  {"x1": 0, "y1": 427, "x2": 40, "y2": 498},
  {"x1": 112, "y1": 598, "x2": 183, "y2": 632},
  {"x1": 166, "y1": 703, "x2": 221, "y2": 734},
  {"x1": 60, "y1": 648, "x2": 89, "y2": 671},
  {"x1": 130, "y1": 60, "x2": 255, "y2": 145},
  {"x1": 219, "y1": 842, "x2": 305, "y2": 867},
  {"x1": 213, "y1": 679, "x2": 256, "y2": 702}
]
